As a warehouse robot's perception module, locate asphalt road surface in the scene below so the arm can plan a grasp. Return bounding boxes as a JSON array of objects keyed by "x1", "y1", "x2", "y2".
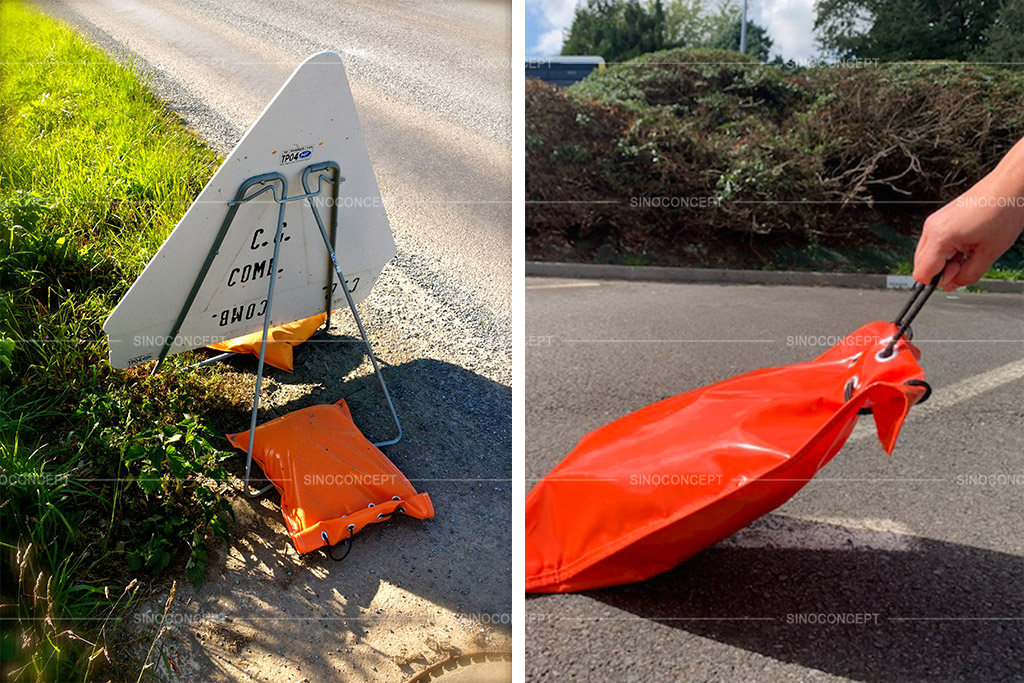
[
  {"x1": 526, "y1": 278, "x2": 1024, "y2": 683},
  {"x1": 35, "y1": 2, "x2": 512, "y2": 680}
]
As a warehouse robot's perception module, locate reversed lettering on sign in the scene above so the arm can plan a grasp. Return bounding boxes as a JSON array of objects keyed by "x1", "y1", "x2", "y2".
[
  {"x1": 213, "y1": 299, "x2": 268, "y2": 327},
  {"x1": 321, "y1": 277, "x2": 360, "y2": 299}
]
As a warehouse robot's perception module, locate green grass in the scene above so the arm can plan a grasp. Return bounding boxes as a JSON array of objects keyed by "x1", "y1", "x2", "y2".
[
  {"x1": 983, "y1": 267, "x2": 1024, "y2": 281},
  {"x1": 890, "y1": 256, "x2": 1024, "y2": 282},
  {"x1": 1, "y1": 2, "x2": 235, "y2": 679}
]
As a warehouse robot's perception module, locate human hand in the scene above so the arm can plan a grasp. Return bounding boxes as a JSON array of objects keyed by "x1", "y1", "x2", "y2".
[{"x1": 914, "y1": 153, "x2": 1024, "y2": 291}]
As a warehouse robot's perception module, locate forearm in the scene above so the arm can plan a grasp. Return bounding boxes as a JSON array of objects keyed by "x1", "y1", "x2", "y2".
[
  {"x1": 976, "y1": 136, "x2": 1024, "y2": 229},
  {"x1": 913, "y1": 136, "x2": 1024, "y2": 287}
]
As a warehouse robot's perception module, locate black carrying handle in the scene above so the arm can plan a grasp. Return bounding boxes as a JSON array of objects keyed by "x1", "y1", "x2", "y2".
[
  {"x1": 880, "y1": 272, "x2": 943, "y2": 359},
  {"x1": 843, "y1": 273, "x2": 941, "y2": 414},
  {"x1": 319, "y1": 506, "x2": 405, "y2": 562},
  {"x1": 322, "y1": 525, "x2": 355, "y2": 562}
]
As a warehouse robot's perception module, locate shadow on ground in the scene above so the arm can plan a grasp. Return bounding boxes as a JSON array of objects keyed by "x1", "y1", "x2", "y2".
[
  {"x1": 131, "y1": 334, "x2": 511, "y2": 681},
  {"x1": 528, "y1": 516, "x2": 1023, "y2": 683}
]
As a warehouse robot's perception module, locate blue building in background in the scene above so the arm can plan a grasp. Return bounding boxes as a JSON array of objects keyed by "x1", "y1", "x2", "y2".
[{"x1": 525, "y1": 56, "x2": 606, "y2": 87}]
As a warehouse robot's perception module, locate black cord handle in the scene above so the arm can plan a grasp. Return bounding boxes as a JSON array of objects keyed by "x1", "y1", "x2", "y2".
[
  {"x1": 322, "y1": 525, "x2": 355, "y2": 562},
  {"x1": 319, "y1": 504, "x2": 406, "y2": 563},
  {"x1": 375, "y1": 506, "x2": 406, "y2": 521},
  {"x1": 880, "y1": 273, "x2": 942, "y2": 359}
]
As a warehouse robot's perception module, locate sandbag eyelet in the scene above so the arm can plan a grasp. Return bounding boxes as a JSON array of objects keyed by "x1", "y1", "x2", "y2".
[
  {"x1": 875, "y1": 345, "x2": 898, "y2": 362},
  {"x1": 843, "y1": 376, "x2": 859, "y2": 401}
]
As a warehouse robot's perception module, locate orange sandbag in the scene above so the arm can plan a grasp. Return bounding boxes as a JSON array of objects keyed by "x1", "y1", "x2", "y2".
[
  {"x1": 526, "y1": 320, "x2": 930, "y2": 593},
  {"x1": 227, "y1": 399, "x2": 432, "y2": 554},
  {"x1": 209, "y1": 313, "x2": 327, "y2": 372}
]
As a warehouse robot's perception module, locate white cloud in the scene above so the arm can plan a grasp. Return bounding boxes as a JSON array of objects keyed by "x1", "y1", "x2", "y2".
[
  {"x1": 751, "y1": 0, "x2": 820, "y2": 62},
  {"x1": 535, "y1": 28, "x2": 569, "y2": 56},
  {"x1": 528, "y1": 0, "x2": 583, "y2": 55}
]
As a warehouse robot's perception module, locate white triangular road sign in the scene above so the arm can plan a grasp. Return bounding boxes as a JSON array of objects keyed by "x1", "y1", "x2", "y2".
[{"x1": 104, "y1": 52, "x2": 395, "y2": 369}]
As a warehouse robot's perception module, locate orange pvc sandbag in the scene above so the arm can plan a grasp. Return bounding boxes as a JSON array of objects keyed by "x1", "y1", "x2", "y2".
[
  {"x1": 526, "y1": 321, "x2": 930, "y2": 593},
  {"x1": 227, "y1": 399, "x2": 432, "y2": 554},
  {"x1": 208, "y1": 313, "x2": 327, "y2": 372}
]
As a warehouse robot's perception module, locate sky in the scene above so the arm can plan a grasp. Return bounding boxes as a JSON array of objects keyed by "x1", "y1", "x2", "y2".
[{"x1": 525, "y1": 0, "x2": 821, "y2": 63}]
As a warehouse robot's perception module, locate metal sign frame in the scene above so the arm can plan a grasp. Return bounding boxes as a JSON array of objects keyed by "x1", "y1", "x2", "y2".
[
  {"x1": 154, "y1": 161, "x2": 402, "y2": 497},
  {"x1": 103, "y1": 51, "x2": 395, "y2": 370}
]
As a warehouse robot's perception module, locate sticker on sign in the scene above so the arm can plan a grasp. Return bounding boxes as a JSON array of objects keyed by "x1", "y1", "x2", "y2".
[
  {"x1": 103, "y1": 52, "x2": 395, "y2": 370},
  {"x1": 280, "y1": 146, "x2": 313, "y2": 165}
]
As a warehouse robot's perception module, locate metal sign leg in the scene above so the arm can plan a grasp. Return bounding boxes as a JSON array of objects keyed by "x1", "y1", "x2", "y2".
[
  {"x1": 302, "y1": 162, "x2": 402, "y2": 447},
  {"x1": 151, "y1": 172, "x2": 288, "y2": 375},
  {"x1": 154, "y1": 163, "x2": 401, "y2": 498},
  {"x1": 243, "y1": 180, "x2": 289, "y2": 498}
]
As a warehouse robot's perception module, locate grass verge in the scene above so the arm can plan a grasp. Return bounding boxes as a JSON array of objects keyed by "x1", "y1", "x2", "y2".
[{"x1": 1, "y1": 2, "x2": 235, "y2": 679}]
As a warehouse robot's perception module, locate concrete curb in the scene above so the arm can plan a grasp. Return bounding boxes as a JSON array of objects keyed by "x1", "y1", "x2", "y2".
[{"x1": 525, "y1": 261, "x2": 1024, "y2": 293}]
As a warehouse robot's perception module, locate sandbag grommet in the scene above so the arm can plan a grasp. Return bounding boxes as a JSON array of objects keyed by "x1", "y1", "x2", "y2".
[
  {"x1": 844, "y1": 376, "x2": 872, "y2": 414},
  {"x1": 844, "y1": 376, "x2": 859, "y2": 401},
  {"x1": 377, "y1": 507, "x2": 405, "y2": 521},
  {"x1": 875, "y1": 341, "x2": 899, "y2": 362}
]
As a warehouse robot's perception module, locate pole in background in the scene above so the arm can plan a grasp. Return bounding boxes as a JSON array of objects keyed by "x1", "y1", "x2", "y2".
[{"x1": 740, "y1": 0, "x2": 748, "y2": 55}]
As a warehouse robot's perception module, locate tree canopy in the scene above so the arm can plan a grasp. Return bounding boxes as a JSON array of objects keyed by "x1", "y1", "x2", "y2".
[
  {"x1": 562, "y1": 0, "x2": 773, "y2": 63},
  {"x1": 975, "y1": 0, "x2": 1024, "y2": 66},
  {"x1": 814, "y1": 0, "x2": 1001, "y2": 61},
  {"x1": 561, "y1": 0, "x2": 672, "y2": 63}
]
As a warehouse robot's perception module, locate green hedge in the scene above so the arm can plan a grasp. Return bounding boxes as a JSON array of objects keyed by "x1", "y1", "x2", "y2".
[{"x1": 527, "y1": 48, "x2": 1024, "y2": 272}]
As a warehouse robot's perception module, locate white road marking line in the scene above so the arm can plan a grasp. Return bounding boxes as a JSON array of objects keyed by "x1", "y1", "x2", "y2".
[
  {"x1": 916, "y1": 357, "x2": 1024, "y2": 414},
  {"x1": 886, "y1": 274, "x2": 916, "y2": 289},
  {"x1": 525, "y1": 282, "x2": 601, "y2": 290},
  {"x1": 560, "y1": 339, "x2": 776, "y2": 343}
]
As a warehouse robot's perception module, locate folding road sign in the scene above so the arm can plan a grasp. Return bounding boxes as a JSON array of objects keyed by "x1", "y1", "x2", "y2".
[
  {"x1": 104, "y1": 52, "x2": 407, "y2": 514},
  {"x1": 103, "y1": 51, "x2": 394, "y2": 370}
]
